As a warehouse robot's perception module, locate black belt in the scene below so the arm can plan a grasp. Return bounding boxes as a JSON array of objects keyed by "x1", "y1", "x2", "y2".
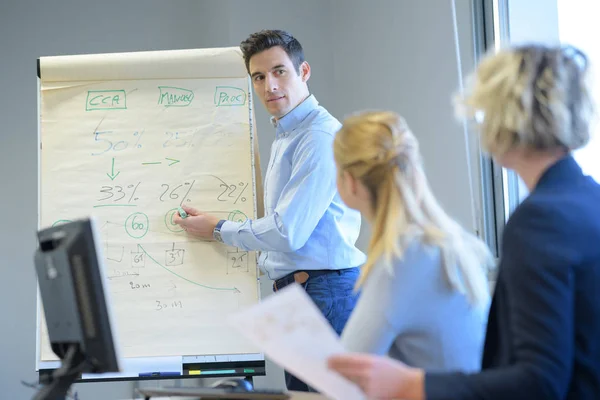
[{"x1": 273, "y1": 269, "x2": 342, "y2": 292}]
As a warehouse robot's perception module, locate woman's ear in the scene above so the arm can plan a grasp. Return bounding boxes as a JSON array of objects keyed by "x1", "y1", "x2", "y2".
[
  {"x1": 343, "y1": 170, "x2": 358, "y2": 195},
  {"x1": 354, "y1": 174, "x2": 374, "y2": 204}
]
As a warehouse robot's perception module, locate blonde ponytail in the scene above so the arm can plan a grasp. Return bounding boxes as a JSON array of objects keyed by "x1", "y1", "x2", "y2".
[{"x1": 334, "y1": 111, "x2": 493, "y2": 306}]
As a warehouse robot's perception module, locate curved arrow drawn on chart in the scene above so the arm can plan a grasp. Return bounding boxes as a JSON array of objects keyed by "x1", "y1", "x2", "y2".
[{"x1": 138, "y1": 244, "x2": 239, "y2": 292}]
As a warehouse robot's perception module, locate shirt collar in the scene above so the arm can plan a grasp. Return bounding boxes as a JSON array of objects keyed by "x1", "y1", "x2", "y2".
[{"x1": 270, "y1": 95, "x2": 318, "y2": 135}]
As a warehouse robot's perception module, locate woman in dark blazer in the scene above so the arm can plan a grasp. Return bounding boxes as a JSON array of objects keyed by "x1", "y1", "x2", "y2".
[{"x1": 328, "y1": 44, "x2": 600, "y2": 400}]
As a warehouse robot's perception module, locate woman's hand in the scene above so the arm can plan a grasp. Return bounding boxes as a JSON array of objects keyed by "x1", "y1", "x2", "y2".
[{"x1": 328, "y1": 353, "x2": 425, "y2": 400}]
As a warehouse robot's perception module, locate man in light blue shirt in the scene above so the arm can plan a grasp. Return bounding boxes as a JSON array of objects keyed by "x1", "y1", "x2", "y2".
[{"x1": 174, "y1": 29, "x2": 365, "y2": 391}]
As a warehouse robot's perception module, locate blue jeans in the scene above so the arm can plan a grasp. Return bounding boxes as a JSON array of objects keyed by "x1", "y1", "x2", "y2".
[{"x1": 275, "y1": 267, "x2": 360, "y2": 391}]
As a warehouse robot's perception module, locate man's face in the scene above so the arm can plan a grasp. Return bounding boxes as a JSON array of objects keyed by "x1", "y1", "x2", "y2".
[{"x1": 249, "y1": 46, "x2": 310, "y2": 119}]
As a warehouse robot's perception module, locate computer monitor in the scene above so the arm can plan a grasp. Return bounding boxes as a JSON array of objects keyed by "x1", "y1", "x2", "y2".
[{"x1": 34, "y1": 217, "x2": 120, "y2": 399}]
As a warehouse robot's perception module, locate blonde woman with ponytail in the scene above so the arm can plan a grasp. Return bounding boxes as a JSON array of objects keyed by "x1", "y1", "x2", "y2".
[{"x1": 336, "y1": 110, "x2": 493, "y2": 372}]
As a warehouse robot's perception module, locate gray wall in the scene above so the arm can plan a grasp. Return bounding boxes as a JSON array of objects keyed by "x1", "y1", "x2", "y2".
[
  {"x1": 329, "y1": 0, "x2": 482, "y2": 245},
  {"x1": 0, "y1": 0, "x2": 480, "y2": 398}
]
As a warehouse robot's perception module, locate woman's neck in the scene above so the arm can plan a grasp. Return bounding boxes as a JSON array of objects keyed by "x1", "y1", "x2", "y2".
[{"x1": 511, "y1": 149, "x2": 567, "y2": 191}]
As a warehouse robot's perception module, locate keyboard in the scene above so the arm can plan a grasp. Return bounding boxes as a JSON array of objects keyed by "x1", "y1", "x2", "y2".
[{"x1": 136, "y1": 386, "x2": 290, "y2": 399}]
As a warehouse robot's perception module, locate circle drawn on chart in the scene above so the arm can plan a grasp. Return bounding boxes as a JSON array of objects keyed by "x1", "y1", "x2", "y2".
[
  {"x1": 125, "y1": 212, "x2": 149, "y2": 239},
  {"x1": 228, "y1": 210, "x2": 248, "y2": 223},
  {"x1": 165, "y1": 208, "x2": 184, "y2": 233},
  {"x1": 52, "y1": 219, "x2": 72, "y2": 227}
]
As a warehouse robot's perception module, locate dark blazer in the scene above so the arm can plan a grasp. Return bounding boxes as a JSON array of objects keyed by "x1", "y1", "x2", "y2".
[{"x1": 425, "y1": 155, "x2": 600, "y2": 400}]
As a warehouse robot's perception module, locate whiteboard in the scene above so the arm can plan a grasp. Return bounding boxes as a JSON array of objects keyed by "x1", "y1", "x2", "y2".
[{"x1": 36, "y1": 47, "x2": 264, "y2": 373}]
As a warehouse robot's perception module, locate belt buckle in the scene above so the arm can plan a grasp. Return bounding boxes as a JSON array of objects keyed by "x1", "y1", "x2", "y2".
[
  {"x1": 293, "y1": 271, "x2": 309, "y2": 285},
  {"x1": 273, "y1": 271, "x2": 310, "y2": 292}
]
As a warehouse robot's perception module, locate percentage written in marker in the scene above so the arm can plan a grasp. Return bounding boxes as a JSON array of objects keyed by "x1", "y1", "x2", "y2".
[
  {"x1": 96, "y1": 182, "x2": 142, "y2": 204},
  {"x1": 234, "y1": 182, "x2": 248, "y2": 204},
  {"x1": 213, "y1": 176, "x2": 249, "y2": 204},
  {"x1": 133, "y1": 130, "x2": 144, "y2": 148},
  {"x1": 127, "y1": 184, "x2": 140, "y2": 201},
  {"x1": 158, "y1": 180, "x2": 196, "y2": 205},
  {"x1": 91, "y1": 129, "x2": 146, "y2": 156}
]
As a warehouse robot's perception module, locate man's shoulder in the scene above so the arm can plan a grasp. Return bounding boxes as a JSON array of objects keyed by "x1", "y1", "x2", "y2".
[{"x1": 301, "y1": 105, "x2": 342, "y2": 137}]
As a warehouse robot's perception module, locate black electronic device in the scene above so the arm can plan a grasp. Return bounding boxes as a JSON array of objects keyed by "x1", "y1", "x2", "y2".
[{"x1": 33, "y1": 218, "x2": 120, "y2": 399}]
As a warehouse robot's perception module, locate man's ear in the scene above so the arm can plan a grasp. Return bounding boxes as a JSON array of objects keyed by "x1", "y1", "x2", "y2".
[{"x1": 300, "y1": 61, "x2": 311, "y2": 82}]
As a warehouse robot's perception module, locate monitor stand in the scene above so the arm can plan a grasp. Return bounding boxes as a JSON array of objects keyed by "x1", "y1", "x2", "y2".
[{"x1": 34, "y1": 344, "x2": 88, "y2": 400}]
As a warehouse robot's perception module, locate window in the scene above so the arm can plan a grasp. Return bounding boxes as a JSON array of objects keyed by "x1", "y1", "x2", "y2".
[
  {"x1": 485, "y1": 0, "x2": 599, "y2": 256},
  {"x1": 494, "y1": 0, "x2": 599, "y2": 226},
  {"x1": 557, "y1": 0, "x2": 600, "y2": 183}
]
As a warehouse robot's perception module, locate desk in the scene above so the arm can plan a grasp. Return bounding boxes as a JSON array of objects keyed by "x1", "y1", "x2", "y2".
[
  {"x1": 129, "y1": 393, "x2": 326, "y2": 400},
  {"x1": 287, "y1": 393, "x2": 326, "y2": 400}
]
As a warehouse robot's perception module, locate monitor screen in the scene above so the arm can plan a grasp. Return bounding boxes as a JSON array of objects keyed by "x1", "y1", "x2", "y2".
[{"x1": 34, "y1": 217, "x2": 120, "y2": 397}]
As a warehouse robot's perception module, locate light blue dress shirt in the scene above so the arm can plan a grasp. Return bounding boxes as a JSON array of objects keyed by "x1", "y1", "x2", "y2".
[{"x1": 219, "y1": 95, "x2": 366, "y2": 280}]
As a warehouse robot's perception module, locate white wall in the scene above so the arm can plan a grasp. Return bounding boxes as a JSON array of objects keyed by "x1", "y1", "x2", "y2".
[{"x1": 0, "y1": 0, "x2": 481, "y2": 398}]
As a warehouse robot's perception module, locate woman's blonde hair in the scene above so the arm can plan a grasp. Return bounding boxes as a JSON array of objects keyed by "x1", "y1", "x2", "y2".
[
  {"x1": 456, "y1": 44, "x2": 594, "y2": 156},
  {"x1": 334, "y1": 111, "x2": 492, "y2": 306}
]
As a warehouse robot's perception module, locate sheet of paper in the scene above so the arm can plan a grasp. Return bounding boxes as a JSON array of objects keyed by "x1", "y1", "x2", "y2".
[{"x1": 228, "y1": 284, "x2": 365, "y2": 400}]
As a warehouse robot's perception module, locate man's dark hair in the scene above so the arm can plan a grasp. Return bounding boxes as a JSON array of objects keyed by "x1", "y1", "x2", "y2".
[{"x1": 240, "y1": 30, "x2": 305, "y2": 74}]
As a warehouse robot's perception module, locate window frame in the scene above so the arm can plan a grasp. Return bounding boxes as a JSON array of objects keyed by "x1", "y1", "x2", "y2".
[{"x1": 471, "y1": 0, "x2": 516, "y2": 260}]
